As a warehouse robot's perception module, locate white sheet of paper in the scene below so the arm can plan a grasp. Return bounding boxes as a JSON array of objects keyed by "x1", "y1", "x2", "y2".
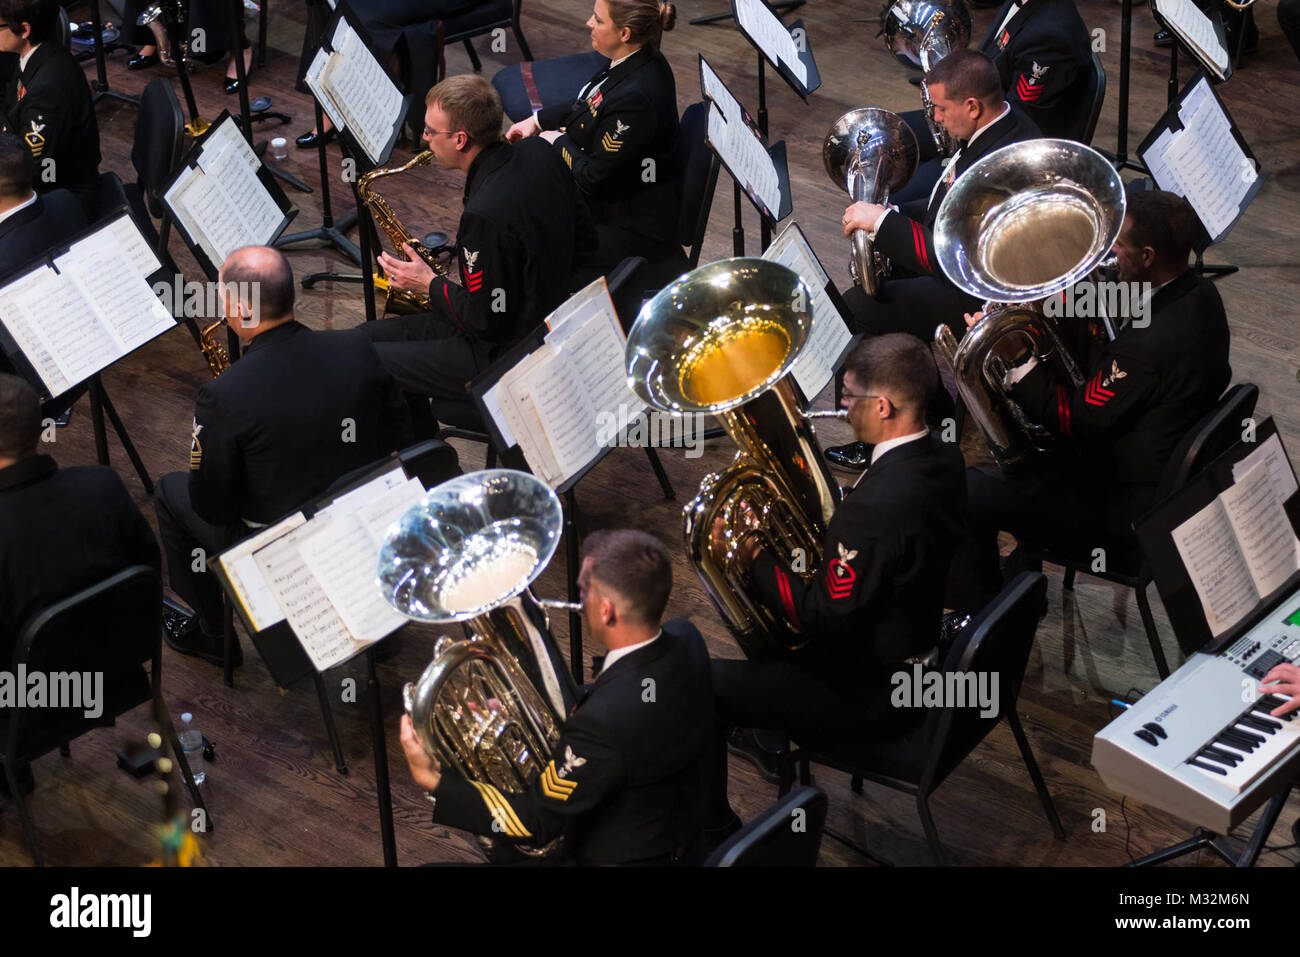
[
  {"x1": 481, "y1": 382, "x2": 517, "y2": 449},
  {"x1": 734, "y1": 0, "x2": 809, "y2": 86},
  {"x1": 305, "y1": 48, "x2": 348, "y2": 135},
  {"x1": 708, "y1": 105, "x2": 780, "y2": 216},
  {"x1": 1172, "y1": 497, "x2": 1256, "y2": 637},
  {"x1": 0, "y1": 266, "x2": 69, "y2": 395},
  {"x1": 217, "y1": 512, "x2": 308, "y2": 630},
  {"x1": 700, "y1": 56, "x2": 744, "y2": 123},
  {"x1": 1221, "y1": 461, "x2": 1300, "y2": 599},
  {"x1": 58, "y1": 233, "x2": 174, "y2": 353},
  {"x1": 103, "y1": 213, "x2": 163, "y2": 278},
  {"x1": 1155, "y1": 0, "x2": 1229, "y2": 77},
  {"x1": 765, "y1": 223, "x2": 850, "y2": 400},
  {"x1": 1164, "y1": 88, "x2": 1253, "y2": 238},
  {"x1": 17, "y1": 266, "x2": 117, "y2": 386},
  {"x1": 1232, "y1": 433, "x2": 1300, "y2": 505}
]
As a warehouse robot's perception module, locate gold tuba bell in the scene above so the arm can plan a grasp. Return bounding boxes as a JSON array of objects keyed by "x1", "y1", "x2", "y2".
[
  {"x1": 357, "y1": 150, "x2": 451, "y2": 315},
  {"x1": 379, "y1": 469, "x2": 578, "y2": 858},
  {"x1": 880, "y1": 0, "x2": 972, "y2": 156},
  {"x1": 931, "y1": 138, "x2": 1126, "y2": 469},
  {"x1": 823, "y1": 109, "x2": 919, "y2": 299},
  {"x1": 625, "y1": 259, "x2": 845, "y2": 658}
]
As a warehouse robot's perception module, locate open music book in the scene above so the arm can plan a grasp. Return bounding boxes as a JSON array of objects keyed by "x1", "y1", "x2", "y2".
[
  {"x1": 1172, "y1": 445, "x2": 1300, "y2": 638},
  {"x1": 732, "y1": 0, "x2": 809, "y2": 88},
  {"x1": 304, "y1": 14, "x2": 405, "y2": 166},
  {"x1": 1141, "y1": 77, "x2": 1258, "y2": 243},
  {"x1": 763, "y1": 222, "x2": 853, "y2": 400},
  {"x1": 481, "y1": 278, "x2": 648, "y2": 489},
  {"x1": 0, "y1": 212, "x2": 171, "y2": 398},
  {"x1": 700, "y1": 56, "x2": 782, "y2": 217},
  {"x1": 1153, "y1": 0, "x2": 1229, "y2": 80},
  {"x1": 164, "y1": 116, "x2": 289, "y2": 272},
  {"x1": 216, "y1": 467, "x2": 425, "y2": 672}
]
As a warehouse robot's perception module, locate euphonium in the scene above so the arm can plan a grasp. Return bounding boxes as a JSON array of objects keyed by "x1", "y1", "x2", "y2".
[
  {"x1": 136, "y1": 3, "x2": 176, "y2": 68},
  {"x1": 880, "y1": 0, "x2": 972, "y2": 156},
  {"x1": 357, "y1": 150, "x2": 450, "y2": 315},
  {"x1": 625, "y1": 259, "x2": 845, "y2": 658},
  {"x1": 198, "y1": 319, "x2": 230, "y2": 377},
  {"x1": 931, "y1": 138, "x2": 1126, "y2": 468},
  {"x1": 823, "y1": 109, "x2": 919, "y2": 299},
  {"x1": 379, "y1": 469, "x2": 578, "y2": 857}
]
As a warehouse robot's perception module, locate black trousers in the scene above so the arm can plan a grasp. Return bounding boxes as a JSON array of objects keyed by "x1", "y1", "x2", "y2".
[
  {"x1": 1282, "y1": 0, "x2": 1300, "y2": 62},
  {"x1": 154, "y1": 472, "x2": 243, "y2": 634},
  {"x1": 842, "y1": 277, "x2": 978, "y2": 344},
  {"x1": 363, "y1": 311, "x2": 483, "y2": 395}
]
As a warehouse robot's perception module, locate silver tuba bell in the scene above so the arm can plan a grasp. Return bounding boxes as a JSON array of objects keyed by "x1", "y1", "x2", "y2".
[
  {"x1": 880, "y1": 0, "x2": 972, "y2": 156},
  {"x1": 625, "y1": 258, "x2": 845, "y2": 658},
  {"x1": 931, "y1": 138, "x2": 1126, "y2": 469},
  {"x1": 378, "y1": 469, "x2": 578, "y2": 857},
  {"x1": 823, "y1": 108, "x2": 919, "y2": 299}
]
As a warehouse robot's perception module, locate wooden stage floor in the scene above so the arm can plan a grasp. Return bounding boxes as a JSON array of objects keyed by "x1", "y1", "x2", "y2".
[{"x1": 2, "y1": 0, "x2": 1299, "y2": 867}]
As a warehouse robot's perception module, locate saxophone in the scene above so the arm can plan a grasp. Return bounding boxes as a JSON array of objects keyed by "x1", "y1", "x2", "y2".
[
  {"x1": 199, "y1": 320, "x2": 230, "y2": 377},
  {"x1": 357, "y1": 150, "x2": 451, "y2": 315}
]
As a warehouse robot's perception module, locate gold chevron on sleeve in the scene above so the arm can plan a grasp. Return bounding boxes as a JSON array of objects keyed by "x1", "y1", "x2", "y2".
[
  {"x1": 562, "y1": 147, "x2": 573, "y2": 168},
  {"x1": 469, "y1": 780, "x2": 532, "y2": 838},
  {"x1": 600, "y1": 132, "x2": 623, "y2": 153},
  {"x1": 540, "y1": 762, "x2": 577, "y2": 801}
]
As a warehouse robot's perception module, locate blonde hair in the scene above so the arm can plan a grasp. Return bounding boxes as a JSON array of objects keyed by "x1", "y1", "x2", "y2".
[
  {"x1": 606, "y1": 0, "x2": 676, "y2": 49},
  {"x1": 425, "y1": 74, "x2": 504, "y2": 146}
]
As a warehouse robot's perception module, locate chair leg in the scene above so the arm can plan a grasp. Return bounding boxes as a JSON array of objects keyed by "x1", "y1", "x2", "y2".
[
  {"x1": 222, "y1": 601, "x2": 236, "y2": 689},
  {"x1": 463, "y1": 38, "x2": 481, "y2": 72},
  {"x1": 513, "y1": 23, "x2": 533, "y2": 61},
  {"x1": 917, "y1": 793, "x2": 947, "y2": 866},
  {"x1": 644, "y1": 447, "x2": 675, "y2": 500},
  {"x1": 58, "y1": 742, "x2": 70, "y2": 757},
  {"x1": 4, "y1": 760, "x2": 43, "y2": 867},
  {"x1": 1062, "y1": 566, "x2": 1077, "y2": 591},
  {"x1": 314, "y1": 673, "x2": 349, "y2": 774},
  {"x1": 1136, "y1": 582, "x2": 1171, "y2": 680},
  {"x1": 1005, "y1": 708, "x2": 1066, "y2": 839}
]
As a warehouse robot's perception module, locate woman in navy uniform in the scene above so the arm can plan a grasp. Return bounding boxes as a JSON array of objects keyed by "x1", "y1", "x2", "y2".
[{"x1": 506, "y1": 0, "x2": 681, "y2": 272}]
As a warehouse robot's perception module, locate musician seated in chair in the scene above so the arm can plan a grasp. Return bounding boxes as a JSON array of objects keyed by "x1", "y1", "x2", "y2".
[
  {"x1": 366, "y1": 74, "x2": 597, "y2": 437},
  {"x1": 704, "y1": 336, "x2": 967, "y2": 830},
  {"x1": 400, "y1": 529, "x2": 715, "y2": 865},
  {"x1": 155, "y1": 247, "x2": 413, "y2": 665},
  {"x1": 946, "y1": 190, "x2": 1232, "y2": 614}
]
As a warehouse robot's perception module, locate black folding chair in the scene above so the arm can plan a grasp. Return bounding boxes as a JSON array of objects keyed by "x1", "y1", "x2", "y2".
[
  {"x1": 704, "y1": 786, "x2": 827, "y2": 866},
  {"x1": 440, "y1": 0, "x2": 532, "y2": 77},
  {"x1": 2, "y1": 565, "x2": 208, "y2": 866}
]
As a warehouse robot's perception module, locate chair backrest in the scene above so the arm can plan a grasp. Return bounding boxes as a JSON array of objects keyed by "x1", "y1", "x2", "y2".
[
  {"x1": 1078, "y1": 51, "x2": 1106, "y2": 145},
  {"x1": 675, "y1": 101, "x2": 719, "y2": 265},
  {"x1": 57, "y1": 5, "x2": 70, "y2": 51},
  {"x1": 703, "y1": 786, "x2": 828, "y2": 866},
  {"x1": 917, "y1": 572, "x2": 1048, "y2": 790},
  {"x1": 131, "y1": 78, "x2": 185, "y2": 219},
  {"x1": 323, "y1": 438, "x2": 462, "y2": 498},
  {"x1": 1153, "y1": 383, "x2": 1259, "y2": 504}
]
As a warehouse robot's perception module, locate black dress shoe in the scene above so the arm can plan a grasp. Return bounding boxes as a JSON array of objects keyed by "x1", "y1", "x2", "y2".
[
  {"x1": 162, "y1": 608, "x2": 242, "y2": 667},
  {"x1": 223, "y1": 69, "x2": 255, "y2": 94},
  {"x1": 825, "y1": 440, "x2": 871, "y2": 471},
  {"x1": 1154, "y1": 28, "x2": 1172, "y2": 47},
  {"x1": 725, "y1": 728, "x2": 784, "y2": 783},
  {"x1": 128, "y1": 51, "x2": 159, "y2": 70},
  {"x1": 295, "y1": 129, "x2": 337, "y2": 149}
]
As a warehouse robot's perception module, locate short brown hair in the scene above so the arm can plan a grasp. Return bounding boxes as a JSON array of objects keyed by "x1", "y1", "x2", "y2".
[
  {"x1": 0, "y1": 372, "x2": 40, "y2": 461},
  {"x1": 841, "y1": 333, "x2": 937, "y2": 417},
  {"x1": 1125, "y1": 188, "x2": 1197, "y2": 269},
  {"x1": 0, "y1": 132, "x2": 32, "y2": 199},
  {"x1": 0, "y1": 0, "x2": 57, "y2": 43},
  {"x1": 606, "y1": 0, "x2": 677, "y2": 49},
  {"x1": 582, "y1": 529, "x2": 672, "y2": 626},
  {"x1": 925, "y1": 49, "x2": 1002, "y2": 107},
  {"x1": 426, "y1": 75, "x2": 504, "y2": 147}
]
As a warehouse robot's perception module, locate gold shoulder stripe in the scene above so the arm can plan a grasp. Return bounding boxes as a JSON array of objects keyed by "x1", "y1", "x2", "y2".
[
  {"x1": 469, "y1": 780, "x2": 532, "y2": 838},
  {"x1": 562, "y1": 147, "x2": 573, "y2": 168}
]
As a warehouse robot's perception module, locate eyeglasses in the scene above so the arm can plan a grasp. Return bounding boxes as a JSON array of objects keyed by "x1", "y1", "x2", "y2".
[
  {"x1": 422, "y1": 126, "x2": 460, "y2": 138},
  {"x1": 841, "y1": 392, "x2": 890, "y2": 405}
]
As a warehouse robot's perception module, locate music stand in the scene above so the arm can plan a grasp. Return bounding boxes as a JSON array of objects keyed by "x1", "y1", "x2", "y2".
[
  {"x1": 276, "y1": 98, "x2": 361, "y2": 266},
  {"x1": 691, "y1": 0, "x2": 804, "y2": 28},
  {"x1": 87, "y1": 0, "x2": 138, "y2": 107}
]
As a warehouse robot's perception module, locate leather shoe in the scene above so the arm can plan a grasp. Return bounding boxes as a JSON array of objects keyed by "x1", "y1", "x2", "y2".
[
  {"x1": 1154, "y1": 28, "x2": 1172, "y2": 47},
  {"x1": 295, "y1": 129, "x2": 337, "y2": 149},
  {"x1": 163, "y1": 607, "x2": 242, "y2": 668},
  {"x1": 127, "y1": 51, "x2": 159, "y2": 70},
  {"x1": 726, "y1": 727, "x2": 785, "y2": 783},
  {"x1": 825, "y1": 440, "x2": 871, "y2": 471}
]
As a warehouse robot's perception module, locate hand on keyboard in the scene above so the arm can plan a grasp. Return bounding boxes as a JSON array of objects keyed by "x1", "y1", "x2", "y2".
[{"x1": 1261, "y1": 663, "x2": 1300, "y2": 716}]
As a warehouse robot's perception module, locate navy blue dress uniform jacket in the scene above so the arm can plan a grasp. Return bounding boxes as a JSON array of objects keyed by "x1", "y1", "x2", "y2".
[
  {"x1": 432, "y1": 618, "x2": 714, "y2": 865},
  {"x1": 978, "y1": 0, "x2": 1093, "y2": 139},
  {"x1": 748, "y1": 435, "x2": 968, "y2": 701},
  {"x1": 0, "y1": 455, "x2": 160, "y2": 661},
  {"x1": 188, "y1": 321, "x2": 414, "y2": 526},
  {"x1": 0, "y1": 189, "x2": 85, "y2": 280},
  {"x1": 537, "y1": 45, "x2": 681, "y2": 259}
]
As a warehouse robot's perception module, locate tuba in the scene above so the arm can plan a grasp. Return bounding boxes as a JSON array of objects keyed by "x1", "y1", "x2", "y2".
[
  {"x1": 880, "y1": 0, "x2": 972, "y2": 156},
  {"x1": 931, "y1": 138, "x2": 1126, "y2": 469},
  {"x1": 823, "y1": 109, "x2": 919, "y2": 299},
  {"x1": 625, "y1": 259, "x2": 845, "y2": 658},
  {"x1": 379, "y1": 469, "x2": 578, "y2": 857},
  {"x1": 357, "y1": 150, "x2": 450, "y2": 315}
]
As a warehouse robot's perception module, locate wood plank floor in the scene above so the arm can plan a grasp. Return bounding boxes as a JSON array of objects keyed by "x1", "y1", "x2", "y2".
[{"x1": 2, "y1": 0, "x2": 1299, "y2": 866}]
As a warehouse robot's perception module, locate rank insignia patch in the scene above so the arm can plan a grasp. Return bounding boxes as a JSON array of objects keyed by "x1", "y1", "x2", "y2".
[
  {"x1": 189, "y1": 420, "x2": 203, "y2": 470},
  {"x1": 462, "y1": 248, "x2": 483, "y2": 292},
  {"x1": 824, "y1": 542, "x2": 858, "y2": 600},
  {"x1": 541, "y1": 760, "x2": 578, "y2": 801},
  {"x1": 25, "y1": 118, "x2": 45, "y2": 155}
]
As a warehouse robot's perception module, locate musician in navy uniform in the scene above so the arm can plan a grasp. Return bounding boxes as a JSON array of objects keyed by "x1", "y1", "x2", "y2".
[
  {"x1": 947, "y1": 190, "x2": 1232, "y2": 614},
  {"x1": 506, "y1": 0, "x2": 681, "y2": 272},
  {"x1": 369, "y1": 75, "x2": 597, "y2": 435},
  {"x1": 400, "y1": 529, "x2": 715, "y2": 865},
  {"x1": 0, "y1": 0, "x2": 101, "y2": 221},
  {"x1": 705, "y1": 336, "x2": 967, "y2": 820},
  {"x1": 154, "y1": 247, "x2": 413, "y2": 663},
  {"x1": 0, "y1": 132, "x2": 82, "y2": 279}
]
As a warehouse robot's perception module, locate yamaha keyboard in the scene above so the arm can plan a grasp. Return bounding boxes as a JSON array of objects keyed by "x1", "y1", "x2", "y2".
[{"x1": 1092, "y1": 596, "x2": 1300, "y2": 833}]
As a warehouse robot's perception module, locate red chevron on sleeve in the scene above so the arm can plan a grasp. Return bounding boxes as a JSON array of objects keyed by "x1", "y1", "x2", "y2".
[
  {"x1": 1016, "y1": 76, "x2": 1043, "y2": 101},
  {"x1": 1083, "y1": 371, "x2": 1115, "y2": 407},
  {"x1": 774, "y1": 566, "x2": 802, "y2": 631},
  {"x1": 910, "y1": 220, "x2": 932, "y2": 272},
  {"x1": 464, "y1": 270, "x2": 484, "y2": 292}
]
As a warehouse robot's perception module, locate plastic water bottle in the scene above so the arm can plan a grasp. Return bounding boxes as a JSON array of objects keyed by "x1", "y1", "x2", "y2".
[
  {"x1": 270, "y1": 136, "x2": 288, "y2": 161},
  {"x1": 179, "y1": 713, "x2": 205, "y2": 785}
]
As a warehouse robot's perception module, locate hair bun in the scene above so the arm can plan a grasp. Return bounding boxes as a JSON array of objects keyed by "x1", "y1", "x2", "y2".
[{"x1": 659, "y1": 1, "x2": 677, "y2": 30}]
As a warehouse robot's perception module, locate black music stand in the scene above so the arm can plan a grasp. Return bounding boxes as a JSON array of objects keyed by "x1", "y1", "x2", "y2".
[
  {"x1": 276, "y1": 98, "x2": 361, "y2": 267},
  {"x1": 87, "y1": 0, "x2": 138, "y2": 107},
  {"x1": 691, "y1": 0, "x2": 804, "y2": 27}
]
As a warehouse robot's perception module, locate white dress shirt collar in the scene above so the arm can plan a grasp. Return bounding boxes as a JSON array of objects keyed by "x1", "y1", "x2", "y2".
[
  {"x1": 18, "y1": 43, "x2": 39, "y2": 73},
  {"x1": 0, "y1": 192, "x2": 37, "y2": 229},
  {"x1": 599, "y1": 629, "x2": 662, "y2": 675},
  {"x1": 870, "y1": 427, "x2": 930, "y2": 465}
]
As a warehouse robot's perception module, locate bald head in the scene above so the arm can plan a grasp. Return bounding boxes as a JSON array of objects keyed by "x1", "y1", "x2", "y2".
[{"x1": 219, "y1": 246, "x2": 295, "y2": 334}]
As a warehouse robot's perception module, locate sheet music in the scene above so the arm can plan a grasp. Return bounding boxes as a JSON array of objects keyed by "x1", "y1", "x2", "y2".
[
  {"x1": 58, "y1": 233, "x2": 173, "y2": 351},
  {"x1": 708, "y1": 105, "x2": 780, "y2": 216},
  {"x1": 511, "y1": 349, "x2": 595, "y2": 483},
  {"x1": 499, "y1": 347, "x2": 561, "y2": 481},
  {"x1": 218, "y1": 513, "x2": 308, "y2": 631},
  {"x1": 1172, "y1": 496, "x2": 1256, "y2": 637},
  {"x1": 103, "y1": 213, "x2": 162, "y2": 277},
  {"x1": 253, "y1": 518, "x2": 360, "y2": 672},
  {"x1": 1232, "y1": 433, "x2": 1300, "y2": 505},
  {"x1": 765, "y1": 223, "x2": 851, "y2": 400},
  {"x1": 16, "y1": 267, "x2": 117, "y2": 386},
  {"x1": 1143, "y1": 128, "x2": 1180, "y2": 194},
  {"x1": 734, "y1": 0, "x2": 808, "y2": 87},
  {"x1": 204, "y1": 140, "x2": 285, "y2": 253},
  {"x1": 1221, "y1": 462, "x2": 1300, "y2": 599},
  {"x1": 1154, "y1": 0, "x2": 1228, "y2": 78},
  {"x1": 304, "y1": 48, "x2": 348, "y2": 135},
  {"x1": 200, "y1": 116, "x2": 261, "y2": 173},
  {"x1": 0, "y1": 266, "x2": 69, "y2": 395},
  {"x1": 481, "y1": 382, "x2": 518, "y2": 449},
  {"x1": 544, "y1": 278, "x2": 646, "y2": 427},
  {"x1": 700, "y1": 56, "x2": 744, "y2": 123},
  {"x1": 322, "y1": 21, "x2": 403, "y2": 164},
  {"x1": 320, "y1": 464, "x2": 408, "y2": 517}
]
